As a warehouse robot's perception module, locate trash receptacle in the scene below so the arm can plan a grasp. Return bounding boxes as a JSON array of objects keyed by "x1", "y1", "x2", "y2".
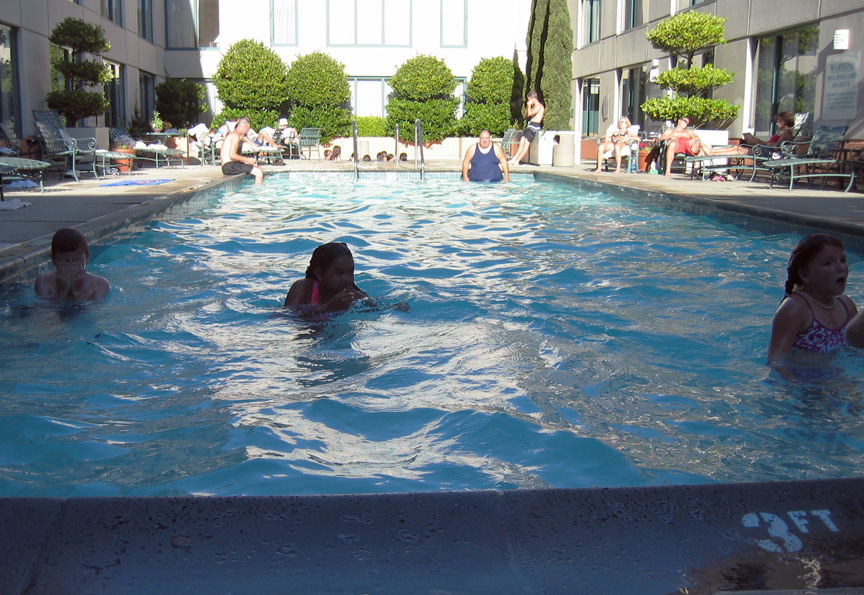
[{"x1": 552, "y1": 133, "x2": 575, "y2": 167}]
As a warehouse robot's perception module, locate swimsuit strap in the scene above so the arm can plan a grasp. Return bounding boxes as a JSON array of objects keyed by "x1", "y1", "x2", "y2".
[{"x1": 310, "y1": 281, "x2": 320, "y2": 305}]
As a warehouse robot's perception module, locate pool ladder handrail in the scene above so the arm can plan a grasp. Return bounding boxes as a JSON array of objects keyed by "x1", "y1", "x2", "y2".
[
  {"x1": 414, "y1": 119, "x2": 425, "y2": 181},
  {"x1": 395, "y1": 124, "x2": 400, "y2": 168},
  {"x1": 352, "y1": 120, "x2": 359, "y2": 181}
]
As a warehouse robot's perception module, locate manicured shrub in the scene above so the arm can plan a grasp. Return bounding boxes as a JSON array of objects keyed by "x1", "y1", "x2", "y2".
[
  {"x1": 386, "y1": 55, "x2": 458, "y2": 143},
  {"x1": 286, "y1": 52, "x2": 351, "y2": 143},
  {"x1": 642, "y1": 11, "x2": 740, "y2": 127},
  {"x1": 355, "y1": 116, "x2": 388, "y2": 137},
  {"x1": 155, "y1": 78, "x2": 208, "y2": 128},
  {"x1": 524, "y1": 0, "x2": 573, "y2": 130},
  {"x1": 463, "y1": 57, "x2": 515, "y2": 136},
  {"x1": 213, "y1": 39, "x2": 290, "y2": 111},
  {"x1": 45, "y1": 18, "x2": 111, "y2": 125}
]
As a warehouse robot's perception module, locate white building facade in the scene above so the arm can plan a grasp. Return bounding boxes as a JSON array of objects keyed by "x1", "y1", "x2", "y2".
[{"x1": 0, "y1": 0, "x2": 532, "y2": 138}]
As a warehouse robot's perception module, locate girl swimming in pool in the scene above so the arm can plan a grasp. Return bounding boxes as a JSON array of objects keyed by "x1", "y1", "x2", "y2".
[
  {"x1": 767, "y1": 234, "x2": 858, "y2": 363},
  {"x1": 283, "y1": 242, "x2": 367, "y2": 313}
]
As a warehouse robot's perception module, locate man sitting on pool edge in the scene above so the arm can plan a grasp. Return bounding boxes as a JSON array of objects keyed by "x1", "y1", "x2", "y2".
[
  {"x1": 462, "y1": 130, "x2": 510, "y2": 183},
  {"x1": 220, "y1": 115, "x2": 264, "y2": 185}
]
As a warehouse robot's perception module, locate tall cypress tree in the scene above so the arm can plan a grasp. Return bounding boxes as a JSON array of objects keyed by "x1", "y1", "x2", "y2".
[{"x1": 523, "y1": 0, "x2": 573, "y2": 130}]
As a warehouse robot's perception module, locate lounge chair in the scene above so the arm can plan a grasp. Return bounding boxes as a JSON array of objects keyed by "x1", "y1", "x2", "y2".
[
  {"x1": 297, "y1": 128, "x2": 322, "y2": 159},
  {"x1": 110, "y1": 127, "x2": 185, "y2": 169},
  {"x1": 0, "y1": 155, "x2": 51, "y2": 199},
  {"x1": 32, "y1": 114, "x2": 99, "y2": 181},
  {"x1": 598, "y1": 124, "x2": 641, "y2": 172},
  {"x1": 501, "y1": 128, "x2": 520, "y2": 159},
  {"x1": 763, "y1": 125, "x2": 854, "y2": 192}
]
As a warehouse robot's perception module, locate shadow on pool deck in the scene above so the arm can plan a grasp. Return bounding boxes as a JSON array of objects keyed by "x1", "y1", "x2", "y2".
[{"x1": 2, "y1": 159, "x2": 864, "y2": 593}]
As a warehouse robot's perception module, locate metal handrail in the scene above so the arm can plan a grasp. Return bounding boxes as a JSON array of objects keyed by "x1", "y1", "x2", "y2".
[
  {"x1": 352, "y1": 120, "x2": 359, "y2": 181},
  {"x1": 394, "y1": 124, "x2": 400, "y2": 168},
  {"x1": 414, "y1": 119, "x2": 425, "y2": 181}
]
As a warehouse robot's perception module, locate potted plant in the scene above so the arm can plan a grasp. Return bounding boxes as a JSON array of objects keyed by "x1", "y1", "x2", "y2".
[
  {"x1": 150, "y1": 111, "x2": 164, "y2": 132},
  {"x1": 109, "y1": 139, "x2": 136, "y2": 173}
]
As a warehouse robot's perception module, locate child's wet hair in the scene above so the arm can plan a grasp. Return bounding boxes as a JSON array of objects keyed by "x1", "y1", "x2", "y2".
[
  {"x1": 784, "y1": 233, "x2": 844, "y2": 295},
  {"x1": 51, "y1": 228, "x2": 89, "y2": 256},
  {"x1": 306, "y1": 242, "x2": 354, "y2": 280}
]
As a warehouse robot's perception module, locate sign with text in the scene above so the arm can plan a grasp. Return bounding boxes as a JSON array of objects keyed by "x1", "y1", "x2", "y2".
[{"x1": 823, "y1": 52, "x2": 860, "y2": 120}]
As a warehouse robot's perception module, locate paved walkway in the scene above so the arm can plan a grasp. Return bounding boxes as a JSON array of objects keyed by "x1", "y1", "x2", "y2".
[{"x1": 1, "y1": 158, "x2": 862, "y2": 287}]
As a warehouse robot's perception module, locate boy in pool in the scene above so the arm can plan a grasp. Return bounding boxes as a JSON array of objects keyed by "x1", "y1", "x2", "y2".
[
  {"x1": 284, "y1": 243, "x2": 367, "y2": 314},
  {"x1": 767, "y1": 234, "x2": 857, "y2": 363},
  {"x1": 35, "y1": 228, "x2": 110, "y2": 301}
]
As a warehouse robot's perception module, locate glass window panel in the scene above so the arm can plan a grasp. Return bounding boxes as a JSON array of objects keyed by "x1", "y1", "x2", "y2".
[
  {"x1": 357, "y1": 0, "x2": 384, "y2": 45},
  {"x1": 0, "y1": 25, "x2": 18, "y2": 128},
  {"x1": 273, "y1": 0, "x2": 297, "y2": 45},
  {"x1": 354, "y1": 79, "x2": 385, "y2": 117},
  {"x1": 624, "y1": 0, "x2": 642, "y2": 30},
  {"x1": 383, "y1": 0, "x2": 410, "y2": 46},
  {"x1": 582, "y1": 78, "x2": 599, "y2": 137},
  {"x1": 104, "y1": 62, "x2": 125, "y2": 128},
  {"x1": 167, "y1": 0, "x2": 196, "y2": 48},
  {"x1": 441, "y1": 0, "x2": 466, "y2": 47},
  {"x1": 198, "y1": 0, "x2": 220, "y2": 47},
  {"x1": 140, "y1": 72, "x2": 154, "y2": 121},
  {"x1": 583, "y1": 0, "x2": 600, "y2": 45},
  {"x1": 138, "y1": 0, "x2": 154, "y2": 42},
  {"x1": 329, "y1": 0, "x2": 355, "y2": 44}
]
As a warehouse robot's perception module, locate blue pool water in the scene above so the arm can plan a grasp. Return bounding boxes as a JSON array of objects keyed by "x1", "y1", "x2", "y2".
[{"x1": 1, "y1": 173, "x2": 863, "y2": 497}]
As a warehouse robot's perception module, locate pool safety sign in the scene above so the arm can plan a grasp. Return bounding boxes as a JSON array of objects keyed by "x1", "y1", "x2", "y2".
[{"x1": 823, "y1": 51, "x2": 860, "y2": 120}]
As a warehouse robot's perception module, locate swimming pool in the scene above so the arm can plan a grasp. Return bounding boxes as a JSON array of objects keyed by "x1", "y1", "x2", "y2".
[{"x1": 1, "y1": 173, "x2": 862, "y2": 497}]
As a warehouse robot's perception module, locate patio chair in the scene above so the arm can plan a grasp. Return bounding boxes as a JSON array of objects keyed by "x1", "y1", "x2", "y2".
[
  {"x1": 110, "y1": 127, "x2": 185, "y2": 169},
  {"x1": 763, "y1": 125, "x2": 854, "y2": 192},
  {"x1": 32, "y1": 115, "x2": 98, "y2": 182},
  {"x1": 501, "y1": 128, "x2": 520, "y2": 158},
  {"x1": 0, "y1": 122, "x2": 41, "y2": 158},
  {"x1": 297, "y1": 128, "x2": 322, "y2": 159},
  {"x1": 598, "y1": 124, "x2": 641, "y2": 172},
  {"x1": 0, "y1": 155, "x2": 51, "y2": 199}
]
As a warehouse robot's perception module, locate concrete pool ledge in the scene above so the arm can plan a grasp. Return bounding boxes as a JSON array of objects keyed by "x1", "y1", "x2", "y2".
[{"x1": 3, "y1": 477, "x2": 864, "y2": 593}]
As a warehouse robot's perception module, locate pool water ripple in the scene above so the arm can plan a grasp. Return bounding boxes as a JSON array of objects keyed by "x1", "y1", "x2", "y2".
[{"x1": 1, "y1": 175, "x2": 863, "y2": 496}]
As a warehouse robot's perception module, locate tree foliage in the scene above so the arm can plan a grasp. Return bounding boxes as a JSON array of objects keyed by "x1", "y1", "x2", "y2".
[
  {"x1": 45, "y1": 18, "x2": 111, "y2": 125},
  {"x1": 463, "y1": 57, "x2": 515, "y2": 136},
  {"x1": 386, "y1": 55, "x2": 458, "y2": 143},
  {"x1": 156, "y1": 78, "x2": 208, "y2": 128},
  {"x1": 213, "y1": 39, "x2": 290, "y2": 111},
  {"x1": 524, "y1": 0, "x2": 574, "y2": 130},
  {"x1": 641, "y1": 11, "x2": 739, "y2": 127}
]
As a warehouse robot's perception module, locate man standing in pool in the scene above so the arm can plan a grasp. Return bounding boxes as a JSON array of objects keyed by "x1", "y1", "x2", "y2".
[
  {"x1": 220, "y1": 115, "x2": 264, "y2": 185},
  {"x1": 462, "y1": 130, "x2": 510, "y2": 182},
  {"x1": 508, "y1": 91, "x2": 544, "y2": 167}
]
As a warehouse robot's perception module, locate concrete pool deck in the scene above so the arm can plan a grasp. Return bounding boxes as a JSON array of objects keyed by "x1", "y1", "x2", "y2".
[
  {"x1": 2, "y1": 159, "x2": 864, "y2": 592},
  {"x1": 1, "y1": 157, "x2": 863, "y2": 288}
]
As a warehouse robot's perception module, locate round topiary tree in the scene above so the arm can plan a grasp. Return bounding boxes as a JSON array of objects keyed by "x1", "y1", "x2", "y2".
[
  {"x1": 285, "y1": 52, "x2": 352, "y2": 143},
  {"x1": 461, "y1": 57, "x2": 515, "y2": 137},
  {"x1": 213, "y1": 39, "x2": 289, "y2": 127},
  {"x1": 155, "y1": 78, "x2": 208, "y2": 128},
  {"x1": 45, "y1": 18, "x2": 112, "y2": 126},
  {"x1": 641, "y1": 11, "x2": 739, "y2": 127},
  {"x1": 386, "y1": 54, "x2": 458, "y2": 143}
]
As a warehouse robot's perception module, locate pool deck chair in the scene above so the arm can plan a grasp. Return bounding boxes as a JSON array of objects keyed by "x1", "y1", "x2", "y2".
[
  {"x1": 33, "y1": 118, "x2": 98, "y2": 182},
  {"x1": 110, "y1": 127, "x2": 185, "y2": 169},
  {"x1": 764, "y1": 125, "x2": 854, "y2": 192},
  {"x1": 297, "y1": 128, "x2": 322, "y2": 159},
  {"x1": 501, "y1": 128, "x2": 520, "y2": 158},
  {"x1": 0, "y1": 155, "x2": 51, "y2": 198}
]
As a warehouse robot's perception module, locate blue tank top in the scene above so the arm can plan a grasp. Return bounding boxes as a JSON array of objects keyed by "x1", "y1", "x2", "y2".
[{"x1": 468, "y1": 145, "x2": 503, "y2": 182}]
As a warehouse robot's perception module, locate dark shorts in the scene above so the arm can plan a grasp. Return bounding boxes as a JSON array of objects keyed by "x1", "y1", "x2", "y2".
[
  {"x1": 222, "y1": 161, "x2": 253, "y2": 176},
  {"x1": 522, "y1": 122, "x2": 542, "y2": 143}
]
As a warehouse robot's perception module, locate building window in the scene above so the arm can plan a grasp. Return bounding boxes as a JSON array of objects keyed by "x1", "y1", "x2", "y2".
[
  {"x1": 350, "y1": 77, "x2": 392, "y2": 118},
  {"x1": 166, "y1": 0, "x2": 220, "y2": 48},
  {"x1": 0, "y1": 25, "x2": 19, "y2": 130},
  {"x1": 104, "y1": 62, "x2": 125, "y2": 128},
  {"x1": 140, "y1": 71, "x2": 155, "y2": 121},
  {"x1": 139, "y1": 0, "x2": 154, "y2": 43},
  {"x1": 754, "y1": 26, "x2": 819, "y2": 137},
  {"x1": 582, "y1": 78, "x2": 600, "y2": 137},
  {"x1": 102, "y1": 0, "x2": 123, "y2": 25},
  {"x1": 623, "y1": 0, "x2": 642, "y2": 30},
  {"x1": 327, "y1": 0, "x2": 411, "y2": 47},
  {"x1": 272, "y1": 0, "x2": 298, "y2": 46},
  {"x1": 441, "y1": 0, "x2": 467, "y2": 48},
  {"x1": 582, "y1": 0, "x2": 601, "y2": 45}
]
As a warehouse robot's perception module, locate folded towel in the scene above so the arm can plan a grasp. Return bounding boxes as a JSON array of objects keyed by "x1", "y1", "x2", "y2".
[{"x1": 0, "y1": 198, "x2": 31, "y2": 210}]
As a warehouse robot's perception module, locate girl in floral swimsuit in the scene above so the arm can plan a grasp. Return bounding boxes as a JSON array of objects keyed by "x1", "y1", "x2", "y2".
[{"x1": 767, "y1": 234, "x2": 858, "y2": 363}]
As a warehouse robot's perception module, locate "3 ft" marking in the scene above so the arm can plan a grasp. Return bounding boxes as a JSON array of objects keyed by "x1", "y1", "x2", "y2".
[{"x1": 742, "y1": 510, "x2": 839, "y2": 553}]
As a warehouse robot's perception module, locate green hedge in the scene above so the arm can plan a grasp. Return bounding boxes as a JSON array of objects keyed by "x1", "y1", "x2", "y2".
[
  {"x1": 289, "y1": 105, "x2": 352, "y2": 144},
  {"x1": 462, "y1": 57, "x2": 515, "y2": 136},
  {"x1": 156, "y1": 78, "x2": 208, "y2": 128},
  {"x1": 286, "y1": 52, "x2": 351, "y2": 106},
  {"x1": 214, "y1": 39, "x2": 290, "y2": 111},
  {"x1": 387, "y1": 55, "x2": 458, "y2": 143},
  {"x1": 355, "y1": 116, "x2": 388, "y2": 137}
]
